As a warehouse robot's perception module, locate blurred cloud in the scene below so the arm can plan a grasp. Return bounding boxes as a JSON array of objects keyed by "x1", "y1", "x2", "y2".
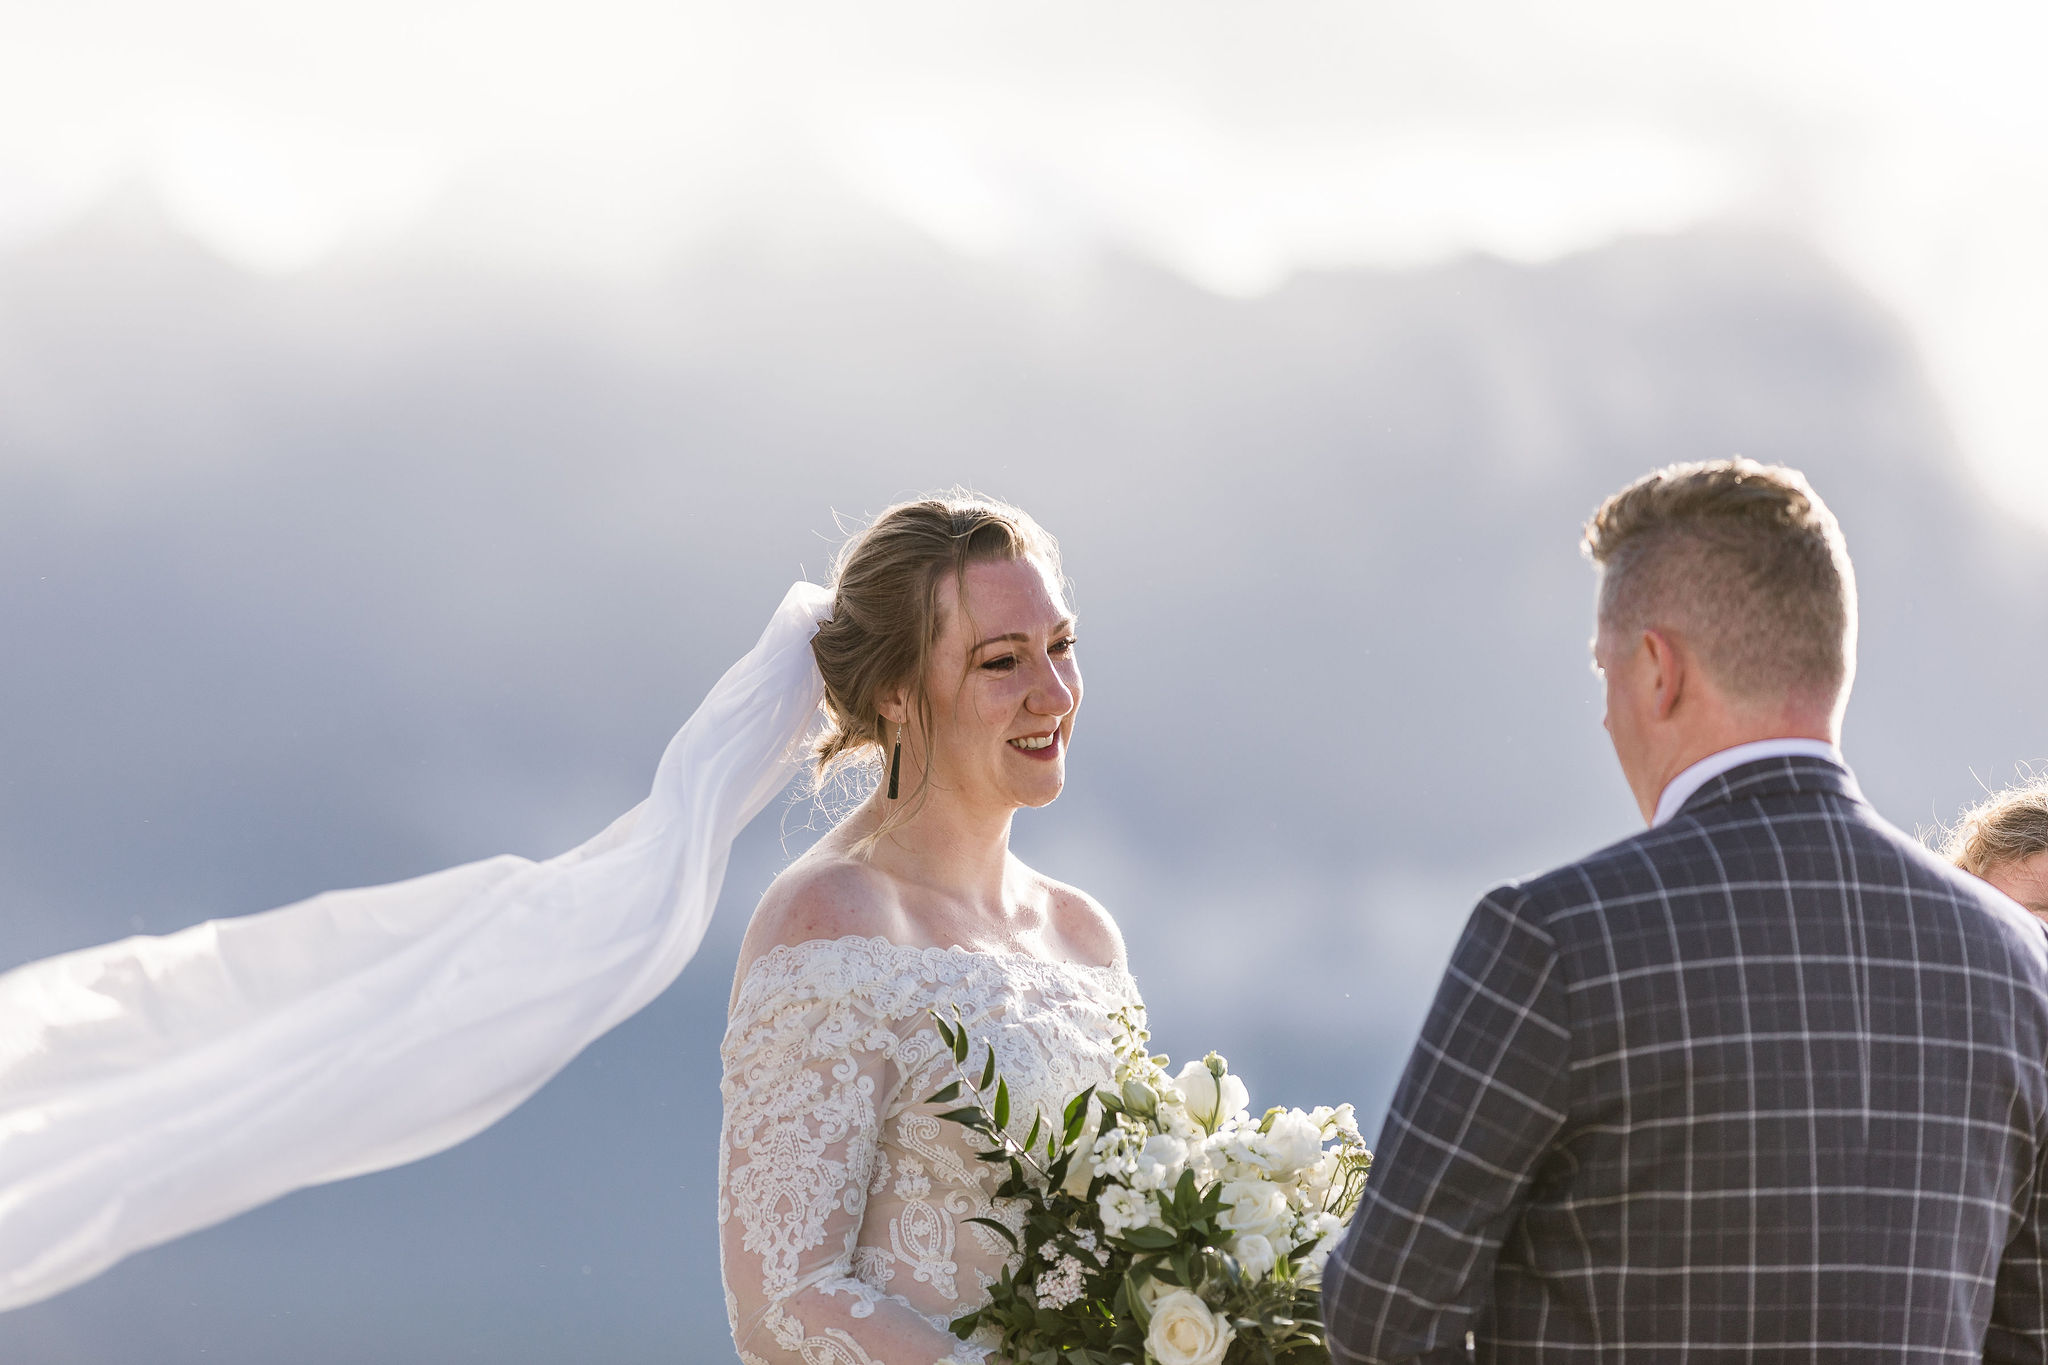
[
  {"x1": 0, "y1": 198, "x2": 2041, "y2": 1358},
  {"x1": 2, "y1": 5, "x2": 2046, "y2": 1356},
  {"x1": 2, "y1": 1, "x2": 2046, "y2": 513}
]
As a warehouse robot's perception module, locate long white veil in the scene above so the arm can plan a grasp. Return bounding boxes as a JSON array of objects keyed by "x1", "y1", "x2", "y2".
[{"x1": 0, "y1": 580, "x2": 833, "y2": 1311}]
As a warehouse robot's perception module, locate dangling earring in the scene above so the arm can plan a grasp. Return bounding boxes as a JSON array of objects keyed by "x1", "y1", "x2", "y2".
[{"x1": 887, "y1": 724, "x2": 903, "y2": 800}]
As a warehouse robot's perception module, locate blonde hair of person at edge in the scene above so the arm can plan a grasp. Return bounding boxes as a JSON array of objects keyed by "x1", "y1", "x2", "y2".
[
  {"x1": 1947, "y1": 778, "x2": 2048, "y2": 921},
  {"x1": 717, "y1": 493, "x2": 1137, "y2": 1365}
]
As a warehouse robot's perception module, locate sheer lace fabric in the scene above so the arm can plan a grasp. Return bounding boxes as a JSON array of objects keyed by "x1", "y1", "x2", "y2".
[{"x1": 719, "y1": 935, "x2": 1141, "y2": 1365}]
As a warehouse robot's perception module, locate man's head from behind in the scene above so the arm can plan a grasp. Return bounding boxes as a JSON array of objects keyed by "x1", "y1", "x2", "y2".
[
  {"x1": 1583, "y1": 459, "x2": 1858, "y2": 822},
  {"x1": 1945, "y1": 779, "x2": 2048, "y2": 920}
]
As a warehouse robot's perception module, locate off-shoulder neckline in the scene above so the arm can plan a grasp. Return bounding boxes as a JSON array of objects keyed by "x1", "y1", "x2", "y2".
[{"x1": 736, "y1": 932, "x2": 1133, "y2": 993}]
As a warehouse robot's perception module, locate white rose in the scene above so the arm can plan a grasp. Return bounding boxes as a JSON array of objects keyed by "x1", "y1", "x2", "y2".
[
  {"x1": 1216, "y1": 1179, "x2": 1293, "y2": 1242},
  {"x1": 1228, "y1": 1232, "x2": 1277, "y2": 1283},
  {"x1": 1249, "y1": 1109, "x2": 1325, "y2": 1179},
  {"x1": 1130, "y1": 1133, "x2": 1190, "y2": 1192},
  {"x1": 1144, "y1": 1288, "x2": 1235, "y2": 1365}
]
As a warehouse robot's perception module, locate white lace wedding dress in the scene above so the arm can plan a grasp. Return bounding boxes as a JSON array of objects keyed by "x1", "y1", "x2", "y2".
[{"x1": 719, "y1": 935, "x2": 1142, "y2": 1365}]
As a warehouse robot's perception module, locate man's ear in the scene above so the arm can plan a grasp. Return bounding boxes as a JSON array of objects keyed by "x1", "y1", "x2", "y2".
[{"x1": 1643, "y1": 629, "x2": 1686, "y2": 721}]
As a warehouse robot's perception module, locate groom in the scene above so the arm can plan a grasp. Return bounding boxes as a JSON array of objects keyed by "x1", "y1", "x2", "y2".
[{"x1": 1323, "y1": 460, "x2": 2048, "y2": 1361}]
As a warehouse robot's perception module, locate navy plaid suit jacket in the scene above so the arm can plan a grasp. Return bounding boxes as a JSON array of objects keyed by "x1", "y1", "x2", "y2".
[{"x1": 1323, "y1": 755, "x2": 2048, "y2": 1363}]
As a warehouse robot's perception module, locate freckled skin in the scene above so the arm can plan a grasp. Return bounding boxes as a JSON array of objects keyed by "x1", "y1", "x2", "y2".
[
  {"x1": 734, "y1": 552, "x2": 1123, "y2": 1002},
  {"x1": 913, "y1": 557, "x2": 1082, "y2": 819},
  {"x1": 1986, "y1": 849, "x2": 2048, "y2": 922}
]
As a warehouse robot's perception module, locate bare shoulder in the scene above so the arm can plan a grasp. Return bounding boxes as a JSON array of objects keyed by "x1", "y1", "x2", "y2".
[
  {"x1": 735, "y1": 854, "x2": 904, "y2": 983},
  {"x1": 1032, "y1": 871, "x2": 1127, "y2": 972}
]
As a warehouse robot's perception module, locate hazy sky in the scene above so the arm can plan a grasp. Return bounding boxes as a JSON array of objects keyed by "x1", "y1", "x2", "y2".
[{"x1": 3, "y1": 1, "x2": 2046, "y2": 521}]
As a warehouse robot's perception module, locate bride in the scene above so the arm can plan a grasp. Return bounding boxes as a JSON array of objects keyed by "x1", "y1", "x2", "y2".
[
  {"x1": 0, "y1": 492, "x2": 1141, "y2": 1363},
  {"x1": 720, "y1": 495, "x2": 1136, "y2": 1364}
]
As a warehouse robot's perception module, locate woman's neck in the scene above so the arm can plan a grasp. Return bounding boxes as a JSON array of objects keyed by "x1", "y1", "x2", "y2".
[{"x1": 853, "y1": 790, "x2": 1017, "y2": 917}]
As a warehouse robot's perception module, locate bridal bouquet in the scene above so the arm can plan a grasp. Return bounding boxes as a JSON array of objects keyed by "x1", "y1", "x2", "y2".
[{"x1": 926, "y1": 1007, "x2": 1371, "y2": 1365}]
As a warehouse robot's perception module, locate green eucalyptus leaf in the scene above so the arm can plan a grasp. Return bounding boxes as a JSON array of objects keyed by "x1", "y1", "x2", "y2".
[
  {"x1": 926, "y1": 1080, "x2": 962, "y2": 1106},
  {"x1": 993, "y1": 1077, "x2": 1010, "y2": 1131},
  {"x1": 1124, "y1": 1272, "x2": 1153, "y2": 1327},
  {"x1": 978, "y1": 1046, "x2": 998, "y2": 1091},
  {"x1": 1063, "y1": 1085, "x2": 1096, "y2": 1140},
  {"x1": 964, "y1": 1216, "x2": 1020, "y2": 1249}
]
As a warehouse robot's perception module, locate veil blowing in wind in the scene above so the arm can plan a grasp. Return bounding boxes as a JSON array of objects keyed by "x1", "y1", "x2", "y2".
[{"x1": 0, "y1": 581, "x2": 832, "y2": 1311}]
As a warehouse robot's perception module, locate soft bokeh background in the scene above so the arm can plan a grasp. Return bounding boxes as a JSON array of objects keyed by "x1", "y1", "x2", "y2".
[{"x1": 1, "y1": 4, "x2": 2044, "y2": 1361}]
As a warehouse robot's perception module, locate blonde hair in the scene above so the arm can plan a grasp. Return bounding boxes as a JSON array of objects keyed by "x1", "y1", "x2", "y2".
[
  {"x1": 1943, "y1": 777, "x2": 2048, "y2": 879},
  {"x1": 809, "y1": 491, "x2": 1062, "y2": 842},
  {"x1": 1581, "y1": 458, "x2": 1857, "y2": 707}
]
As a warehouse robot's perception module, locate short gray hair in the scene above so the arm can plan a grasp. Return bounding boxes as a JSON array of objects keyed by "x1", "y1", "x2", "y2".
[{"x1": 1582, "y1": 459, "x2": 1856, "y2": 707}]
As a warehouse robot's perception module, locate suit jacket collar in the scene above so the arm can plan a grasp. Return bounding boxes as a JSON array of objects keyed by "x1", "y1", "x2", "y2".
[{"x1": 1675, "y1": 752, "x2": 1865, "y2": 821}]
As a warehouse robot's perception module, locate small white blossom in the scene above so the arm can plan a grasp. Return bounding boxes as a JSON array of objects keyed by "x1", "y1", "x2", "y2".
[
  {"x1": 1035, "y1": 1254, "x2": 1087, "y2": 1311},
  {"x1": 1296, "y1": 1212, "x2": 1347, "y2": 1285},
  {"x1": 1298, "y1": 1151, "x2": 1343, "y2": 1205},
  {"x1": 1311, "y1": 1103, "x2": 1362, "y2": 1143},
  {"x1": 1091, "y1": 1127, "x2": 1139, "y2": 1182},
  {"x1": 1216, "y1": 1178, "x2": 1294, "y2": 1243},
  {"x1": 1098, "y1": 1185, "x2": 1152, "y2": 1237}
]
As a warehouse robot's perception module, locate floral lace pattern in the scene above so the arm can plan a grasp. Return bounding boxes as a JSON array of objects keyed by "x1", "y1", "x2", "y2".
[{"x1": 719, "y1": 935, "x2": 1141, "y2": 1365}]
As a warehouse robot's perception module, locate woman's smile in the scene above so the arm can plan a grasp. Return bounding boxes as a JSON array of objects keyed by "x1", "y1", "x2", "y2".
[{"x1": 1007, "y1": 729, "x2": 1062, "y2": 759}]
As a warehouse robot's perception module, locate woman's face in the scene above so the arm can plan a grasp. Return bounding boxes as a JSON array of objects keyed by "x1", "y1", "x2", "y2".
[
  {"x1": 915, "y1": 555, "x2": 1080, "y2": 815},
  {"x1": 1986, "y1": 850, "x2": 2048, "y2": 921}
]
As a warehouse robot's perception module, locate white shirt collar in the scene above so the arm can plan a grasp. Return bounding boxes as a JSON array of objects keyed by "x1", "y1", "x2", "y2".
[{"x1": 1651, "y1": 738, "x2": 1845, "y2": 828}]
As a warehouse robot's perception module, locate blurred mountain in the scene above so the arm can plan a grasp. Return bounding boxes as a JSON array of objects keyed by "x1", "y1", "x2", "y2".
[{"x1": 0, "y1": 186, "x2": 2040, "y2": 1362}]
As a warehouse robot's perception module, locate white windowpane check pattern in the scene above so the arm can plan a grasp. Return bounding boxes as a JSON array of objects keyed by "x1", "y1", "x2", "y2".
[{"x1": 1324, "y1": 757, "x2": 2048, "y2": 1363}]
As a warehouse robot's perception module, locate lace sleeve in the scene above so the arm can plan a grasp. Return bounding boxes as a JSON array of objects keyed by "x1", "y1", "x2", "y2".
[{"x1": 718, "y1": 988, "x2": 986, "y2": 1365}]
